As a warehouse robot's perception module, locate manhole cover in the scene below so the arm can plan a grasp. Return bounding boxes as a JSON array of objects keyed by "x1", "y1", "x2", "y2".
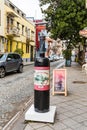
[{"x1": 73, "y1": 81, "x2": 87, "y2": 84}]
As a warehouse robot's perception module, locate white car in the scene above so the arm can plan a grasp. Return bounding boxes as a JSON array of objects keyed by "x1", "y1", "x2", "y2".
[
  {"x1": 56, "y1": 55, "x2": 60, "y2": 60},
  {"x1": 48, "y1": 55, "x2": 55, "y2": 62},
  {"x1": 60, "y1": 55, "x2": 64, "y2": 59}
]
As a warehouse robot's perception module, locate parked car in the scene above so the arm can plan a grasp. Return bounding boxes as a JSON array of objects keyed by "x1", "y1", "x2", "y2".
[
  {"x1": 59, "y1": 55, "x2": 64, "y2": 59},
  {"x1": 56, "y1": 55, "x2": 60, "y2": 60},
  {"x1": 53, "y1": 54, "x2": 57, "y2": 61},
  {"x1": 48, "y1": 54, "x2": 59, "y2": 61},
  {"x1": 48, "y1": 55, "x2": 54, "y2": 62},
  {"x1": 0, "y1": 53, "x2": 23, "y2": 78},
  {"x1": 53, "y1": 55, "x2": 60, "y2": 60}
]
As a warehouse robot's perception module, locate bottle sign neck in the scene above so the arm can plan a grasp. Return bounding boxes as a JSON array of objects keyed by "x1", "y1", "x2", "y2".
[{"x1": 40, "y1": 53, "x2": 45, "y2": 58}]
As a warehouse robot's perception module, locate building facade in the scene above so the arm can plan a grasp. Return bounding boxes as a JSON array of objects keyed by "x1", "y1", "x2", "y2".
[{"x1": 0, "y1": 0, "x2": 35, "y2": 62}]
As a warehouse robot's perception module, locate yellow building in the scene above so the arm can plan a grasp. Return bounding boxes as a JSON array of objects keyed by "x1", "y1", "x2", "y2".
[{"x1": 0, "y1": 0, "x2": 35, "y2": 62}]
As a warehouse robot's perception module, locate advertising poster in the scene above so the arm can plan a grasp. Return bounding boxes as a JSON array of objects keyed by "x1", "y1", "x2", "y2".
[{"x1": 53, "y1": 69, "x2": 67, "y2": 96}]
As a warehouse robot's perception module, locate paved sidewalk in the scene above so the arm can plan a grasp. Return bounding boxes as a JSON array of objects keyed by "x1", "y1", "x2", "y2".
[
  {"x1": 8, "y1": 62, "x2": 87, "y2": 130},
  {"x1": 24, "y1": 62, "x2": 87, "y2": 130},
  {"x1": 23, "y1": 61, "x2": 34, "y2": 66}
]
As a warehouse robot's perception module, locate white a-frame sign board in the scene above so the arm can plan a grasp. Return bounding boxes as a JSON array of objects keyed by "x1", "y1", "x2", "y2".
[{"x1": 52, "y1": 69, "x2": 67, "y2": 96}]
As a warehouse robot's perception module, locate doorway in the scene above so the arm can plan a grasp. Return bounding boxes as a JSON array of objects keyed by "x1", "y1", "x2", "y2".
[{"x1": 30, "y1": 46, "x2": 33, "y2": 61}]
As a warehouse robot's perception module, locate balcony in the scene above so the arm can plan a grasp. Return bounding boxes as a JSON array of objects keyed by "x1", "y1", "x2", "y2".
[
  {"x1": 26, "y1": 35, "x2": 35, "y2": 42},
  {"x1": 7, "y1": 11, "x2": 18, "y2": 18},
  {"x1": 26, "y1": 35, "x2": 30, "y2": 43},
  {"x1": 31, "y1": 36, "x2": 35, "y2": 42},
  {"x1": 6, "y1": 26, "x2": 20, "y2": 37}
]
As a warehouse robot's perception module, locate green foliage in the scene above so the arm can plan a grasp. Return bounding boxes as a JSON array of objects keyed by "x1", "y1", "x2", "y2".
[
  {"x1": 63, "y1": 49, "x2": 72, "y2": 60},
  {"x1": 39, "y1": 0, "x2": 87, "y2": 45},
  {"x1": 14, "y1": 48, "x2": 24, "y2": 56}
]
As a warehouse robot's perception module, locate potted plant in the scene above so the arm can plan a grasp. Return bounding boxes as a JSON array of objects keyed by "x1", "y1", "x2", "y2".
[{"x1": 63, "y1": 49, "x2": 72, "y2": 67}]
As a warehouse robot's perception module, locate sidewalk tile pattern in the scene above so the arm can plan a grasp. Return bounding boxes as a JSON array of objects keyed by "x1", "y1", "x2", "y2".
[{"x1": 24, "y1": 62, "x2": 87, "y2": 130}]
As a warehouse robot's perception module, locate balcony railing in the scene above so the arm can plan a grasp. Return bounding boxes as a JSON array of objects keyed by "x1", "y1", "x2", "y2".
[
  {"x1": 31, "y1": 35, "x2": 35, "y2": 41},
  {"x1": 26, "y1": 35, "x2": 35, "y2": 42},
  {"x1": 6, "y1": 25, "x2": 20, "y2": 37},
  {"x1": 26, "y1": 35, "x2": 30, "y2": 43}
]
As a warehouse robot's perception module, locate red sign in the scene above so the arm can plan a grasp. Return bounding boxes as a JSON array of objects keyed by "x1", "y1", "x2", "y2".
[
  {"x1": 36, "y1": 25, "x2": 46, "y2": 50},
  {"x1": 34, "y1": 20, "x2": 43, "y2": 23}
]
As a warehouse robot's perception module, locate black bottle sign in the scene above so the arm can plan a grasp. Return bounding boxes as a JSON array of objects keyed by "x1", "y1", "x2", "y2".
[{"x1": 34, "y1": 56, "x2": 50, "y2": 113}]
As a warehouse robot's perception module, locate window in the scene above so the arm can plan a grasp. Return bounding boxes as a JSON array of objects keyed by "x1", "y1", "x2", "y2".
[
  {"x1": 17, "y1": 10, "x2": 19, "y2": 14},
  {"x1": 21, "y1": 43, "x2": 23, "y2": 50},
  {"x1": 10, "y1": 41, "x2": 12, "y2": 52},
  {"x1": 6, "y1": 42, "x2": 8, "y2": 52},
  {"x1": 27, "y1": 29, "x2": 30, "y2": 37},
  {"x1": 9, "y1": 4, "x2": 15, "y2": 10},
  {"x1": 31, "y1": 31, "x2": 34, "y2": 41},
  {"x1": 11, "y1": 18, "x2": 13, "y2": 25},
  {"x1": 7, "y1": 17, "x2": 14, "y2": 32},
  {"x1": 22, "y1": 13, "x2": 24, "y2": 17},
  {"x1": 0, "y1": 54, "x2": 6, "y2": 60},
  {"x1": 26, "y1": 44, "x2": 29, "y2": 53},
  {"x1": 16, "y1": 42, "x2": 18, "y2": 49},
  {"x1": 22, "y1": 25, "x2": 24, "y2": 35},
  {"x1": 13, "y1": 54, "x2": 20, "y2": 59},
  {"x1": 7, "y1": 17, "x2": 9, "y2": 32},
  {"x1": 17, "y1": 22, "x2": 19, "y2": 29},
  {"x1": 7, "y1": 54, "x2": 14, "y2": 59}
]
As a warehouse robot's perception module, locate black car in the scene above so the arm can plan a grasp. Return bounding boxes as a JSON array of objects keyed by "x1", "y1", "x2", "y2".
[{"x1": 0, "y1": 53, "x2": 23, "y2": 78}]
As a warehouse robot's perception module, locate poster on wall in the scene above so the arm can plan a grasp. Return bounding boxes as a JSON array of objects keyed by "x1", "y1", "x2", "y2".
[{"x1": 52, "y1": 69, "x2": 67, "y2": 96}]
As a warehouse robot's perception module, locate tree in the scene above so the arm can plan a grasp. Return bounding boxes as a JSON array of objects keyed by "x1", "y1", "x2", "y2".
[
  {"x1": 39, "y1": 0, "x2": 87, "y2": 46},
  {"x1": 14, "y1": 48, "x2": 24, "y2": 56}
]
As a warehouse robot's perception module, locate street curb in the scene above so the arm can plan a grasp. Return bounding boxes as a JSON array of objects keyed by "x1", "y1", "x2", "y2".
[
  {"x1": 3, "y1": 97, "x2": 33, "y2": 130},
  {"x1": 23, "y1": 62, "x2": 34, "y2": 66},
  {"x1": 3, "y1": 112, "x2": 21, "y2": 130},
  {"x1": 56, "y1": 60, "x2": 65, "y2": 68}
]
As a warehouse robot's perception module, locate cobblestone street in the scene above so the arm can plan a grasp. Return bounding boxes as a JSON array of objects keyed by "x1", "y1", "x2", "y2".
[
  {"x1": 0, "y1": 66, "x2": 34, "y2": 129},
  {"x1": 0, "y1": 60, "x2": 64, "y2": 129}
]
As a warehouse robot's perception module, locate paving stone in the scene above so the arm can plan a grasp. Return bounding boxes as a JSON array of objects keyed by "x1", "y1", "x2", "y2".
[
  {"x1": 49, "y1": 122, "x2": 67, "y2": 130},
  {"x1": 0, "y1": 126, "x2": 2, "y2": 130},
  {"x1": 29, "y1": 122, "x2": 47, "y2": 129},
  {"x1": 63, "y1": 128, "x2": 73, "y2": 130},
  {"x1": 36, "y1": 125, "x2": 53, "y2": 130},
  {"x1": 72, "y1": 115, "x2": 86, "y2": 123},
  {"x1": 62, "y1": 118, "x2": 77, "y2": 127},
  {"x1": 24, "y1": 124, "x2": 34, "y2": 130},
  {"x1": 76, "y1": 126, "x2": 87, "y2": 130}
]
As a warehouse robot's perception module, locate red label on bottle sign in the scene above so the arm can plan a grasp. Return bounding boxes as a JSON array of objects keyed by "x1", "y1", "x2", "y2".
[{"x1": 34, "y1": 67, "x2": 50, "y2": 91}]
